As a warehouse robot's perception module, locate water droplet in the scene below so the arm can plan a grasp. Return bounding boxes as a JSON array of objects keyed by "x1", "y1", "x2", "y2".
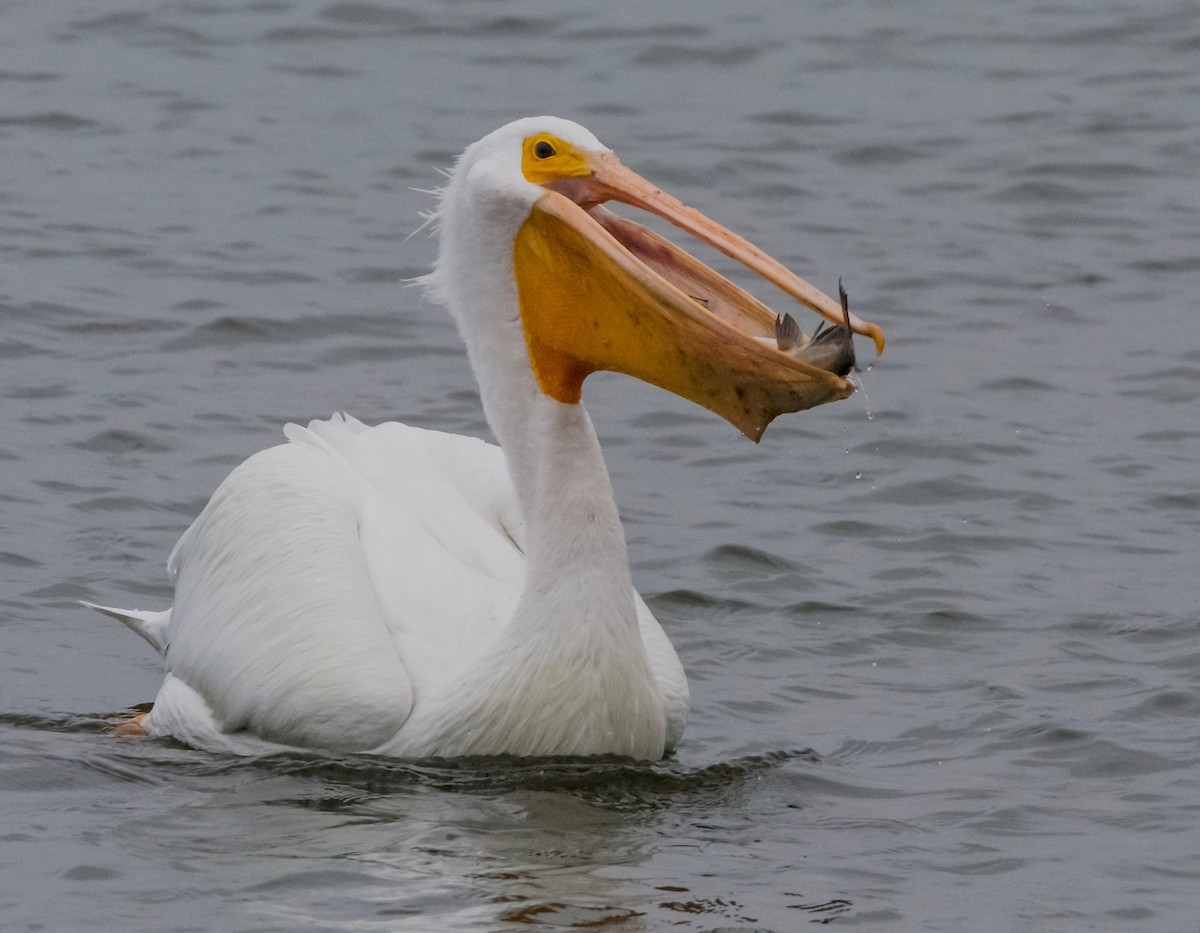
[{"x1": 849, "y1": 372, "x2": 873, "y2": 421}]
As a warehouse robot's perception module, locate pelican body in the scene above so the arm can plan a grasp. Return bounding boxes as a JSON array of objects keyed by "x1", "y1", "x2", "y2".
[{"x1": 93, "y1": 117, "x2": 883, "y2": 760}]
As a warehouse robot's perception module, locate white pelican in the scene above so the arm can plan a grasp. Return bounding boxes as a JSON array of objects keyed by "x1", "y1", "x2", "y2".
[{"x1": 90, "y1": 117, "x2": 884, "y2": 760}]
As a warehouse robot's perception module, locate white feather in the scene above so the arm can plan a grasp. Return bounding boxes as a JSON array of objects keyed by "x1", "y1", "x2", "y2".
[{"x1": 81, "y1": 602, "x2": 170, "y2": 656}]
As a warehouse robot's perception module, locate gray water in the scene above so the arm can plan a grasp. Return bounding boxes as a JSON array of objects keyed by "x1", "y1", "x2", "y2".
[{"x1": 2, "y1": 1, "x2": 1198, "y2": 930}]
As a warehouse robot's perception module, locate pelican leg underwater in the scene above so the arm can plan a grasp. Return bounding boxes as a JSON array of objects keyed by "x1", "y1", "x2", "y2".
[{"x1": 91, "y1": 116, "x2": 884, "y2": 759}]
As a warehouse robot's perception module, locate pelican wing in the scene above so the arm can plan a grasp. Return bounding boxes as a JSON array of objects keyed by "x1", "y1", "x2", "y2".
[
  {"x1": 303, "y1": 416, "x2": 526, "y2": 700},
  {"x1": 158, "y1": 415, "x2": 524, "y2": 752}
]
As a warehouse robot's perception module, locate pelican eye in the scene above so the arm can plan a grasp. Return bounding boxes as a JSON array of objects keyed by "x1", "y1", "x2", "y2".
[{"x1": 534, "y1": 140, "x2": 555, "y2": 159}]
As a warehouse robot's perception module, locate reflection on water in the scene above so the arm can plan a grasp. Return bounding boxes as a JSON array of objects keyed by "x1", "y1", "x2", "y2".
[{"x1": 2, "y1": 714, "x2": 843, "y2": 929}]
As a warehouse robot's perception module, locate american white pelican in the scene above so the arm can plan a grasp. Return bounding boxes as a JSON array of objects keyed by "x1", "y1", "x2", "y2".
[{"x1": 91, "y1": 117, "x2": 884, "y2": 760}]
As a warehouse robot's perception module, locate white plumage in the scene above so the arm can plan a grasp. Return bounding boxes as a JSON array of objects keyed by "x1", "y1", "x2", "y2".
[
  {"x1": 93, "y1": 116, "x2": 880, "y2": 759},
  {"x1": 103, "y1": 413, "x2": 686, "y2": 757}
]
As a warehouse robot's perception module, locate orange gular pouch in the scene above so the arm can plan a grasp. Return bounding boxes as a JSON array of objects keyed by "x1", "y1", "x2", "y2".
[{"x1": 513, "y1": 190, "x2": 862, "y2": 442}]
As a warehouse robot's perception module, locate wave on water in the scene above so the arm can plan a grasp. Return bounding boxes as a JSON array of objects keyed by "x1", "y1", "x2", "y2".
[{"x1": 1, "y1": 709, "x2": 821, "y2": 808}]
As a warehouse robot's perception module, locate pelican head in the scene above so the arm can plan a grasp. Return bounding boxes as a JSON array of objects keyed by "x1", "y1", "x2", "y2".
[{"x1": 426, "y1": 116, "x2": 884, "y2": 441}]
